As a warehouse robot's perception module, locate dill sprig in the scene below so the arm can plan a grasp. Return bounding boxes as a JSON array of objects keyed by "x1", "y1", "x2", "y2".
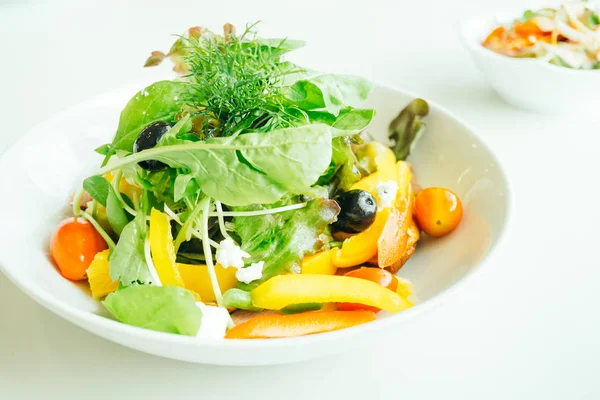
[{"x1": 180, "y1": 22, "x2": 304, "y2": 137}]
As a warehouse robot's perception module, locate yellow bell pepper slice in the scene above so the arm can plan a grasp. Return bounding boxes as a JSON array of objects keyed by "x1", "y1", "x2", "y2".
[
  {"x1": 86, "y1": 250, "x2": 119, "y2": 299},
  {"x1": 104, "y1": 172, "x2": 142, "y2": 202},
  {"x1": 301, "y1": 248, "x2": 338, "y2": 275},
  {"x1": 395, "y1": 276, "x2": 414, "y2": 299},
  {"x1": 395, "y1": 161, "x2": 413, "y2": 201},
  {"x1": 149, "y1": 208, "x2": 185, "y2": 287},
  {"x1": 350, "y1": 145, "x2": 397, "y2": 196},
  {"x1": 177, "y1": 263, "x2": 237, "y2": 303},
  {"x1": 361, "y1": 143, "x2": 397, "y2": 179},
  {"x1": 251, "y1": 274, "x2": 411, "y2": 313},
  {"x1": 350, "y1": 171, "x2": 384, "y2": 196},
  {"x1": 332, "y1": 208, "x2": 390, "y2": 267}
]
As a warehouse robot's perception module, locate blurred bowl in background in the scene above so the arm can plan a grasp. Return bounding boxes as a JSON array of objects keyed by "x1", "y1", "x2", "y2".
[{"x1": 461, "y1": 13, "x2": 600, "y2": 115}]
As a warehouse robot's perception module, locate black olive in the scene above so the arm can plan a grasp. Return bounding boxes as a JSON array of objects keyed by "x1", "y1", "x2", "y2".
[
  {"x1": 133, "y1": 121, "x2": 172, "y2": 171},
  {"x1": 332, "y1": 190, "x2": 377, "y2": 233}
]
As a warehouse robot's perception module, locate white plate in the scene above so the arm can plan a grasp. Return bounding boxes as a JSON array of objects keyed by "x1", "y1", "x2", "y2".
[{"x1": 0, "y1": 83, "x2": 510, "y2": 365}]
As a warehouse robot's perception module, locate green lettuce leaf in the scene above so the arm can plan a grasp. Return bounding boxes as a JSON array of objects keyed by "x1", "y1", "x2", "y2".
[
  {"x1": 331, "y1": 136, "x2": 362, "y2": 190},
  {"x1": 235, "y1": 198, "x2": 340, "y2": 290},
  {"x1": 156, "y1": 114, "x2": 193, "y2": 146},
  {"x1": 306, "y1": 108, "x2": 375, "y2": 134},
  {"x1": 316, "y1": 135, "x2": 363, "y2": 192},
  {"x1": 173, "y1": 174, "x2": 199, "y2": 202},
  {"x1": 330, "y1": 108, "x2": 375, "y2": 131},
  {"x1": 108, "y1": 212, "x2": 149, "y2": 285},
  {"x1": 282, "y1": 74, "x2": 373, "y2": 116},
  {"x1": 98, "y1": 124, "x2": 333, "y2": 206},
  {"x1": 520, "y1": 9, "x2": 536, "y2": 22},
  {"x1": 103, "y1": 285, "x2": 201, "y2": 336},
  {"x1": 105, "y1": 185, "x2": 129, "y2": 236},
  {"x1": 255, "y1": 38, "x2": 305, "y2": 55},
  {"x1": 136, "y1": 169, "x2": 176, "y2": 207},
  {"x1": 94, "y1": 144, "x2": 112, "y2": 156},
  {"x1": 83, "y1": 176, "x2": 111, "y2": 207},
  {"x1": 106, "y1": 81, "x2": 189, "y2": 157}
]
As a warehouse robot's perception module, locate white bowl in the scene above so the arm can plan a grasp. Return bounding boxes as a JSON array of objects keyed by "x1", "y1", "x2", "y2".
[
  {"x1": 0, "y1": 83, "x2": 510, "y2": 365},
  {"x1": 461, "y1": 14, "x2": 600, "y2": 114}
]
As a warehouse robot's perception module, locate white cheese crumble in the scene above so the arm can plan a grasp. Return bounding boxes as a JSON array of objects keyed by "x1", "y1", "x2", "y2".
[
  {"x1": 216, "y1": 237, "x2": 250, "y2": 269},
  {"x1": 195, "y1": 303, "x2": 229, "y2": 339},
  {"x1": 236, "y1": 261, "x2": 264, "y2": 284},
  {"x1": 376, "y1": 180, "x2": 399, "y2": 208}
]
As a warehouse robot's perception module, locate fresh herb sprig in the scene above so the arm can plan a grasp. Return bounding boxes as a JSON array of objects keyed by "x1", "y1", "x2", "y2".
[{"x1": 180, "y1": 23, "x2": 304, "y2": 137}]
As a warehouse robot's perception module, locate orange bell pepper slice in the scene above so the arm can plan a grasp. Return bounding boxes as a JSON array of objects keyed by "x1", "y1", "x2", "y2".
[
  {"x1": 513, "y1": 20, "x2": 543, "y2": 37},
  {"x1": 251, "y1": 274, "x2": 412, "y2": 313},
  {"x1": 378, "y1": 161, "x2": 419, "y2": 268},
  {"x1": 225, "y1": 310, "x2": 377, "y2": 339},
  {"x1": 377, "y1": 207, "x2": 406, "y2": 268},
  {"x1": 332, "y1": 208, "x2": 390, "y2": 267},
  {"x1": 87, "y1": 249, "x2": 119, "y2": 299},
  {"x1": 483, "y1": 26, "x2": 506, "y2": 47}
]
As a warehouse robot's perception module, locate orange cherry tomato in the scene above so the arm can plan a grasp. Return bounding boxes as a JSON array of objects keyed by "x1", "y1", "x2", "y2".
[
  {"x1": 50, "y1": 217, "x2": 108, "y2": 281},
  {"x1": 414, "y1": 187, "x2": 463, "y2": 237},
  {"x1": 337, "y1": 267, "x2": 398, "y2": 313}
]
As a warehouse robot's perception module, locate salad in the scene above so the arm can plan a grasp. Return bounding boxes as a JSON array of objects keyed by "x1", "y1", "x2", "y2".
[
  {"x1": 50, "y1": 23, "x2": 463, "y2": 339},
  {"x1": 483, "y1": 1, "x2": 600, "y2": 69}
]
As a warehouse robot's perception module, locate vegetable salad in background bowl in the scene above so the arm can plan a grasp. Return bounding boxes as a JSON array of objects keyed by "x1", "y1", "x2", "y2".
[
  {"x1": 461, "y1": 2, "x2": 600, "y2": 114},
  {"x1": 0, "y1": 23, "x2": 510, "y2": 365},
  {"x1": 483, "y1": 2, "x2": 600, "y2": 69}
]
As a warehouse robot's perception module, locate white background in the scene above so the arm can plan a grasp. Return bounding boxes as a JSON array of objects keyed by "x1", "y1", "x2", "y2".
[{"x1": 1, "y1": 0, "x2": 599, "y2": 398}]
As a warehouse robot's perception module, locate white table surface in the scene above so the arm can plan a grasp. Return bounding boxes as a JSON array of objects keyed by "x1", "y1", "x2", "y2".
[{"x1": 1, "y1": 0, "x2": 599, "y2": 398}]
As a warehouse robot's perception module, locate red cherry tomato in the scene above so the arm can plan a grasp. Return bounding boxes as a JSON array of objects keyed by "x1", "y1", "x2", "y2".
[
  {"x1": 337, "y1": 267, "x2": 398, "y2": 313},
  {"x1": 414, "y1": 187, "x2": 463, "y2": 237},
  {"x1": 50, "y1": 217, "x2": 108, "y2": 281}
]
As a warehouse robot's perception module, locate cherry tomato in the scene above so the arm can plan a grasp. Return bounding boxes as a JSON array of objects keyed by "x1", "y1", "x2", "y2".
[
  {"x1": 414, "y1": 187, "x2": 463, "y2": 237},
  {"x1": 337, "y1": 267, "x2": 398, "y2": 312},
  {"x1": 50, "y1": 217, "x2": 108, "y2": 281}
]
